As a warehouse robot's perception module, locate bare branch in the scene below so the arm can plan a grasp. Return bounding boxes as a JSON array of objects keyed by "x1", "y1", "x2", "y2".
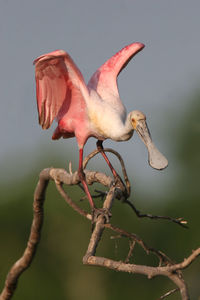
[
  {"x1": 162, "y1": 248, "x2": 200, "y2": 272},
  {"x1": 0, "y1": 168, "x2": 50, "y2": 300},
  {"x1": 84, "y1": 254, "x2": 190, "y2": 299},
  {"x1": 0, "y1": 149, "x2": 199, "y2": 300}
]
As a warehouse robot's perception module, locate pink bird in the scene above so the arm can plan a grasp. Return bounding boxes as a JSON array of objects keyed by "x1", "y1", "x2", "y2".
[{"x1": 34, "y1": 42, "x2": 168, "y2": 211}]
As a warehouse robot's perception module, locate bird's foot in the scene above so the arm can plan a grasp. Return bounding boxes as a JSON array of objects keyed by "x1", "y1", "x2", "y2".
[
  {"x1": 91, "y1": 207, "x2": 112, "y2": 224},
  {"x1": 113, "y1": 175, "x2": 128, "y2": 199}
]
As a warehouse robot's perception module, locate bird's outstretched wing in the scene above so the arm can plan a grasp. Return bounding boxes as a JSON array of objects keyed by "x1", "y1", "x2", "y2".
[
  {"x1": 88, "y1": 43, "x2": 145, "y2": 103},
  {"x1": 34, "y1": 50, "x2": 88, "y2": 129}
]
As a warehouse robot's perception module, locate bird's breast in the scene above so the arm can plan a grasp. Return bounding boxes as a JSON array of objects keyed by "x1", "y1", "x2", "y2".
[
  {"x1": 88, "y1": 106, "x2": 131, "y2": 141},
  {"x1": 88, "y1": 110, "x2": 109, "y2": 139},
  {"x1": 87, "y1": 90, "x2": 129, "y2": 141}
]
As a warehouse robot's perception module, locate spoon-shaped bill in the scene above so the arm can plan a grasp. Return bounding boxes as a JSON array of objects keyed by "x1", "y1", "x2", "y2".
[{"x1": 135, "y1": 120, "x2": 168, "y2": 170}]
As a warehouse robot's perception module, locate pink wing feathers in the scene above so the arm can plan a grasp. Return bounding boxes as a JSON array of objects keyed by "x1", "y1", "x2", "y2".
[
  {"x1": 88, "y1": 42, "x2": 145, "y2": 102},
  {"x1": 34, "y1": 50, "x2": 89, "y2": 130}
]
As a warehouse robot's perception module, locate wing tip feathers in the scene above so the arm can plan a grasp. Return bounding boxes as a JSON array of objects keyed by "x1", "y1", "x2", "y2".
[{"x1": 33, "y1": 49, "x2": 66, "y2": 65}]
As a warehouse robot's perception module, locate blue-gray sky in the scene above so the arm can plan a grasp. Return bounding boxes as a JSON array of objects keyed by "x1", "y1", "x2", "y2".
[{"x1": 0, "y1": 0, "x2": 199, "y2": 198}]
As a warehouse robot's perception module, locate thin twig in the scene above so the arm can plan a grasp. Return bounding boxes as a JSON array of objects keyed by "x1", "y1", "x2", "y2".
[
  {"x1": 55, "y1": 182, "x2": 91, "y2": 220},
  {"x1": 125, "y1": 240, "x2": 136, "y2": 263},
  {"x1": 158, "y1": 288, "x2": 179, "y2": 299},
  {"x1": 124, "y1": 199, "x2": 188, "y2": 228}
]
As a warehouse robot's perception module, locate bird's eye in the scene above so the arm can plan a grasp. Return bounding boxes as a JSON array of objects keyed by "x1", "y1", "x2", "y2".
[{"x1": 131, "y1": 118, "x2": 137, "y2": 129}]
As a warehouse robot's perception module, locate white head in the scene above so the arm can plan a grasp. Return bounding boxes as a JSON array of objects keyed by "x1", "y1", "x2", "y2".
[{"x1": 130, "y1": 110, "x2": 168, "y2": 170}]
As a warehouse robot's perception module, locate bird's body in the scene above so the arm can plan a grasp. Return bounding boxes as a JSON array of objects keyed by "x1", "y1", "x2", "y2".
[
  {"x1": 34, "y1": 43, "x2": 168, "y2": 210},
  {"x1": 34, "y1": 44, "x2": 141, "y2": 147},
  {"x1": 53, "y1": 88, "x2": 130, "y2": 144}
]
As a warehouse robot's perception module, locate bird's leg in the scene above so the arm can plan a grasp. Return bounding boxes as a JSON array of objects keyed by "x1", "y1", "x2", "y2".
[
  {"x1": 96, "y1": 140, "x2": 118, "y2": 177},
  {"x1": 96, "y1": 140, "x2": 127, "y2": 195},
  {"x1": 78, "y1": 148, "x2": 95, "y2": 209},
  {"x1": 78, "y1": 147, "x2": 111, "y2": 224}
]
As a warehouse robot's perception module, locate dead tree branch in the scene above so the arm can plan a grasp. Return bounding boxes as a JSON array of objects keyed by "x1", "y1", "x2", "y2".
[{"x1": 0, "y1": 149, "x2": 199, "y2": 300}]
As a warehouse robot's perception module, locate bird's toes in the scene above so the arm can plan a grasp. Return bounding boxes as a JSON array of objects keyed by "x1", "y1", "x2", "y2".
[
  {"x1": 113, "y1": 176, "x2": 127, "y2": 196},
  {"x1": 92, "y1": 207, "x2": 112, "y2": 224}
]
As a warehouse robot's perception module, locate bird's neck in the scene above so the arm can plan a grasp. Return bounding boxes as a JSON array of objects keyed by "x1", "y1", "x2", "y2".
[{"x1": 115, "y1": 112, "x2": 134, "y2": 141}]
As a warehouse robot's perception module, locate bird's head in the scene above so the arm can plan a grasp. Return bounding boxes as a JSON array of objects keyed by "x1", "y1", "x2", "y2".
[{"x1": 130, "y1": 110, "x2": 168, "y2": 170}]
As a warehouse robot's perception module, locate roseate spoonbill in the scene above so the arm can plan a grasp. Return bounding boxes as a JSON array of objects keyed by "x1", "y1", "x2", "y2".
[{"x1": 34, "y1": 42, "x2": 168, "y2": 210}]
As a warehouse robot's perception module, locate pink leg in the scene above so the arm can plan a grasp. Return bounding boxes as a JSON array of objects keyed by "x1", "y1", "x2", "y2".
[
  {"x1": 78, "y1": 148, "x2": 95, "y2": 209},
  {"x1": 96, "y1": 140, "x2": 118, "y2": 178}
]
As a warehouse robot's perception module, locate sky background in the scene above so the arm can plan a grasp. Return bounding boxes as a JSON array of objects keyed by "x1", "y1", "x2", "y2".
[{"x1": 0, "y1": 0, "x2": 200, "y2": 199}]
